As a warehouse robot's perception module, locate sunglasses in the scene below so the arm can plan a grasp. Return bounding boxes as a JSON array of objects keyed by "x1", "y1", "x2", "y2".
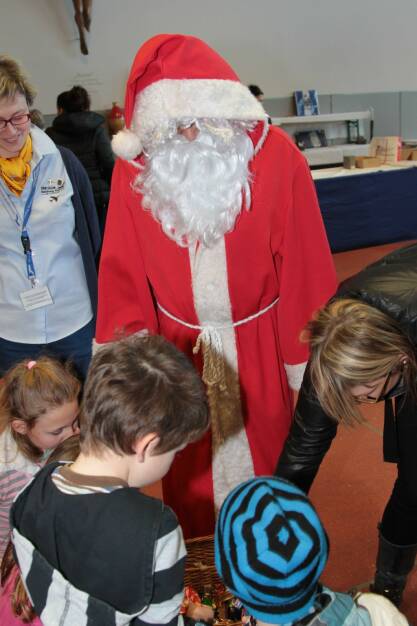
[{"x1": 354, "y1": 362, "x2": 407, "y2": 404}]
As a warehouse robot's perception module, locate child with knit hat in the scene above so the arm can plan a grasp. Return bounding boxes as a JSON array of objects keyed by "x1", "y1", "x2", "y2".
[{"x1": 215, "y1": 477, "x2": 409, "y2": 626}]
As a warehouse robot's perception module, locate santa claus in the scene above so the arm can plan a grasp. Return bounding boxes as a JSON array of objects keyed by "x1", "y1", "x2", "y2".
[{"x1": 97, "y1": 34, "x2": 337, "y2": 537}]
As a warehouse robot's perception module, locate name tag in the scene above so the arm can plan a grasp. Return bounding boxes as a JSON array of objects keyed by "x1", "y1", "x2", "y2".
[{"x1": 20, "y1": 285, "x2": 54, "y2": 311}]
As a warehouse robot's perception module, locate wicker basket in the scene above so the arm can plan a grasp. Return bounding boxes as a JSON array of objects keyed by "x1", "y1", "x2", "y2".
[
  {"x1": 184, "y1": 534, "x2": 222, "y2": 591},
  {"x1": 184, "y1": 534, "x2": 231, "y2": 604}
]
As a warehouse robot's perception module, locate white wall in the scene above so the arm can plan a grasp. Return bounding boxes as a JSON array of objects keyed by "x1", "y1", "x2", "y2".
[{"x1": 1, "y1": 0, "x2": 416, "y2": 114}]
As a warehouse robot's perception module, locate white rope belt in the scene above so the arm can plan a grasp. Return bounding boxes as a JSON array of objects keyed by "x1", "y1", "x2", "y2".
[{"x1": 157, "y1": 297, "x2": 279, "y2": 389}]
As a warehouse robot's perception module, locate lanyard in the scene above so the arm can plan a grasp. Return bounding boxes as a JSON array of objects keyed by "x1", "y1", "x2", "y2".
[
  {"x1": 0, "y1": 166, "x2": 40, "y2": 286},
  {"x1": 20, "y1": 167, "x2": 40, "y2": 285}
]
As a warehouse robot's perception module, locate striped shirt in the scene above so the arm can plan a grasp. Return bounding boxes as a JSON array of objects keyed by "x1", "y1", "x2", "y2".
[
  {"x1": 11, "y1": 462, "x2": 186, "y2": 626},
  {"x1": 0, "y1": 429, "x2": 41, "y2": 559},
  {"x1": 51, "y1": 463, "x2": 122, "y2": 494}
]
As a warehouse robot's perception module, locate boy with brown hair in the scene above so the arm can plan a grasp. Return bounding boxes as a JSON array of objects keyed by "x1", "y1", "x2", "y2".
[{"x1": 10, "y1": 334, "x2": 209, "y2": 626}]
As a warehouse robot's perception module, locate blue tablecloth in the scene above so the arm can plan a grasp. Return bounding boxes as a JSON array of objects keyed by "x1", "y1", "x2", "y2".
[{"x1": 315, "y1": 168, "x2": 417, "y2": 252}]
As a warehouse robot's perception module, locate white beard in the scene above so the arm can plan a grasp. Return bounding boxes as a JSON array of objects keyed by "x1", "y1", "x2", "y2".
[{"x1": 134, "y1": 123, "x2": 254, "y2": 247}]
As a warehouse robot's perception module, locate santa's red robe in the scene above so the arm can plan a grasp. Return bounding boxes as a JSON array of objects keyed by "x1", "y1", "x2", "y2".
[{"x1": 96, "y1": 123, "x2": 337, "y2": 537}]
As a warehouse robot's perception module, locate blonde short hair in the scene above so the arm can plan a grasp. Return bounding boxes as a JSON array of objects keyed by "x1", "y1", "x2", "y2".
[
  {"x1": 0, "y1": 56, "x2": 36, "y2": 106},
  {"x1": 307, "y1": 298, "x2": 416, "y2": 425}
]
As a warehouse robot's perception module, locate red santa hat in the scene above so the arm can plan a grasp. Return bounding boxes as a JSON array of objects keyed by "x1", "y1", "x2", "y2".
[{"x1": 112, "y1": 33, "x2": 269, "y2": 161}]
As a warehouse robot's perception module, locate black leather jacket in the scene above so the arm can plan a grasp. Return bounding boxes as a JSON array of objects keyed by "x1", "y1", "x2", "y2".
[{"x1": 276, "y1": 243, "x2": 417, "y2": 492}]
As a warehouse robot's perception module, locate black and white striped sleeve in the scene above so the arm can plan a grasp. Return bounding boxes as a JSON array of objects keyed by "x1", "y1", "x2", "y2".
[{"x1": 136, "y1": 504, "x2": 186, "y2": 626}]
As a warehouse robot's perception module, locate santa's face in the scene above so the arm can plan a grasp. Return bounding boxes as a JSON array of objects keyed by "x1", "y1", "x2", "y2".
[
  {"x1": 177, "y1": 121, "x2": 200, "y2": 142},
  {"x1": 135, "y1": 119, "x2": 254, "y2": 248}
]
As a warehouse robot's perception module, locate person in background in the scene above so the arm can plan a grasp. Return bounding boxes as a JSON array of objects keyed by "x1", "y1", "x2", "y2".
[
  {"x1": 0, "y1": 356, "x2": 80, "y2": 561},
  {"x1": 29, "y1": 109, "x2": 45, "y2": 130},
  {"x1": 96, "y1": 33, "x2": 337, "y2": 537},
  {"x1": 248, "y1": 84, "x2": 264, "y2": 101},
  {"x1": 0, "y1": 56, "x2": 100, "y2": 379},
  {"x1": 276, "y1": 243, "x2": 417, "y2": 608},
  {"x1": 11, "y1": 334, "x2": 209, "y2": 626},
  {"x1": 215, "y1": 476, "x2": 409, "y2": 625},
  {"x1": 248, "y1": 85, "x2": 272, "y2": 123},
  {"x1": 46, "y1": 85, "x2": 114, "y2": 234}
]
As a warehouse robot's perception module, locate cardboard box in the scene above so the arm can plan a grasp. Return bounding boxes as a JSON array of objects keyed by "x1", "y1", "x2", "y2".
[
  {"x1": 355, "y1": 156, "x2": 383, "y2": 168},
  {"x1": 370, "y1": 136, "x2": 401, "y2": 163},
  {"x1": 399, "y1": 145, "x2": 417, "y2": 161},
  {"x1": 400, "y1": 147, "x2": 414, "y2": 160},
  {"x1": 343, "y1": 156, "x2": 356, "y2": 169}
]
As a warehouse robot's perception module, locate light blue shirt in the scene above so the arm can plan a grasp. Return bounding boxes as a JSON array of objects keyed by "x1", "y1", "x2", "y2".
[{"x1": 0, "y1": 125, "x2": 92, "y2": 343}]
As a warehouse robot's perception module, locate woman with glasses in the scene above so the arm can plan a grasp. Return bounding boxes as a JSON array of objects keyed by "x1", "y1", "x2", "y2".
[
  {"x1": 276, "y1": 242, "x2": 417, "y2": 608},
  {"x1": 0, "y1": 56, "x2": 100, "y2": 379}
]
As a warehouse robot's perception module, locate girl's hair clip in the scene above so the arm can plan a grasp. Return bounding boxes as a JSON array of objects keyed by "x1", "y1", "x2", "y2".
[{"x1": 27, "y1": 360, "x2": 37, "y2": 370}]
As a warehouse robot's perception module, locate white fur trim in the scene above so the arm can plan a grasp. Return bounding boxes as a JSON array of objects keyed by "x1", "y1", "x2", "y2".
[
  {"x1": 92, "y1": 329, "x2": 148, "y2": 355},
  {"x1": 254, "y1": 119, "x2": 270, "y2": 155},
  {"x1": 92, "y1": 338, "x2": 102, "y2": 356},
  {"x1": 189, "y1": 242, "x2": 255, "y2": 513},
  {"x1": 284, "y1": 361, "x2": 307, "y2": 391},
  {"x1": 111, "y1": 128, "x2": 143, "y2": 160},
  {"x1": 132, "y1": 79, "x2": 266, "y2": 148}
]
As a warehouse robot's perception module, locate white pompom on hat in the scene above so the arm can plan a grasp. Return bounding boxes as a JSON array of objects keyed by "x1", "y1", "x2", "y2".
[
  {"x1": 111, "y1": 128, "x2": 142, "y2": 161},
  {"x1": 113, "y1": 33, "x2": 269, "y2": 161}
]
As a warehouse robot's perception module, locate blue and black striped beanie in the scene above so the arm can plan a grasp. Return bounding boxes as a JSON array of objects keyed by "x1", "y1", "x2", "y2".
[{"x1": 214, "y1": 477, "x2": 329, "y2": 624}]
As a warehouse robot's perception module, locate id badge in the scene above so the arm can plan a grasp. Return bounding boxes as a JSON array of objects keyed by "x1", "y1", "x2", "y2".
[{"x1": 20, "y1": 285, "x2": 54, "y2": 311}]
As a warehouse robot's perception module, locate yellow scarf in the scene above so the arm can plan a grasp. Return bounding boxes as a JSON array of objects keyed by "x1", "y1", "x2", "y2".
[{"x1": 0, "y1": 135, "x2": 32, "y2": 195}]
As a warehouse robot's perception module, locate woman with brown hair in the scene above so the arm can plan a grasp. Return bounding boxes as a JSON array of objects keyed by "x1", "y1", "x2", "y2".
[{"x1": 276, "y1": 242, "x2": 417, "y2": 608}]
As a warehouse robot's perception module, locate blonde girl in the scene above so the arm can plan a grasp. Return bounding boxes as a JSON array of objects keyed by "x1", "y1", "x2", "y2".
[{"x1": 0, "y1": 357, "x2": 80, "y2": 558}]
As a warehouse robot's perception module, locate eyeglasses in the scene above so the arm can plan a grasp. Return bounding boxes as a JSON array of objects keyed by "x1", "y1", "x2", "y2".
[
  {"x1": 0, "y1": 113, "x2": 31, "y2": 131},
  {"x1": 354, "y1": 363, "x2": 406, "y2": 404},
  {"x1": 177, "y1": 118, "x2": 199, "y2": 131}
]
